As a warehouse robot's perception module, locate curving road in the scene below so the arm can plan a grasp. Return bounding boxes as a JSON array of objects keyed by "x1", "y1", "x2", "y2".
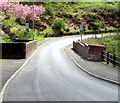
[{"x1": 3, "y1": 35, "x2": 118, "y2": 101}]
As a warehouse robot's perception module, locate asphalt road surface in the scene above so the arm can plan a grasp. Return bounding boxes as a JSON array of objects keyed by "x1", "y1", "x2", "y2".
[{"x1": 3, "y1": 35, "x2": 118, "y2": 101}]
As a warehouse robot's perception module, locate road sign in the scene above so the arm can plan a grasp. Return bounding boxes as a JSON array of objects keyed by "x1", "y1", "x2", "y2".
[
  {"x1": 80, "y1": 24, "x2": 84, "y2": 41},
  {"x1": 25, "y1": 23, "x2": 29, "y2": 32},
  {"x1": 80, "y1": 24, "x2": 84, "y2": 31},
  {"x1": 25, "y1": 23, "x2": 29, "y2": 39}
]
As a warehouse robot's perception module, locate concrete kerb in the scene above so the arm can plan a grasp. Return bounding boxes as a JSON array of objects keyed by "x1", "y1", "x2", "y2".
[
  {"x1": 0, "y1": 39, "x2": 51, "y2": 103},
  {"x1": 64, "y1": 47, "x2": 120, "y2": 85}
]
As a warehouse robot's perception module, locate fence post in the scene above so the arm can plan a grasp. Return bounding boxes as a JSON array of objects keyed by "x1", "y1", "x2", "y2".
[
  {"x1": 113, "y1": 54, "x2": 116, "y2": 67},
  {"x1": 101, "y1": 50, "x2": 104, "y2": 61},
  {"x1": 107, "y1": 52, "x2": 109, "y2": 64}
]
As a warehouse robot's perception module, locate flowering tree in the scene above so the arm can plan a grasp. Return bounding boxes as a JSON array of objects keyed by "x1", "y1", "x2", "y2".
[{"x1": 0, "y1": 0, "x2": 45, "y2": 23}]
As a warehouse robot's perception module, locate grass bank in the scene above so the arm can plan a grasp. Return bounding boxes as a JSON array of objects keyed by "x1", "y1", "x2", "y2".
[
  {"x1": 83, "y1": 34, "x2": 120, "y2": 57},
  {"x1": 1, "y1": 2, "x2": 119, "y2": 40}
]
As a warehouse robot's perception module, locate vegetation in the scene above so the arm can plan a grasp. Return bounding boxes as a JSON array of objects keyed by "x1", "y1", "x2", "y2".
[
  {"x1": 1, "y1": 14, "x2": 45, "y2": 42},
  {"x1": 38, "y1": 2, "x2": 119, "y2": 36},
  {"x1": 44, "y1": 5, "x2": 54, "y2": 15},
  {"x1": 1, "y1": 1, "x2": 120, "y2": 42},
  {"x1": 52, "y1": 18, "x2": 66, "y2": 36},
  {"x1": 83, "y1": 34, "x2": 120, "y2": 57},
  {"x1": 1, "y1": 1, "x2": 120, "y2": 63}
]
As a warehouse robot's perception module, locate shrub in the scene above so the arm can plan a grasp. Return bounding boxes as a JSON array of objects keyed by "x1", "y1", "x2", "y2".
[
  {"x1": 52, "y1": 18, "x2": 65, "y2": 31},
  {"x1": 2, "y1": 15, "x2": 17, "y2": 28},
  {"x1": 40, "y1": 28, "x2": 54, "y2": 37},
  {"x1": 44, "y1": 5, "x2": 54, "y2": 15},
  {"x1": 91, "y1": 21, "x2": 102, "y2": 31},
  {"x1": 52, "y1": 18, "x2": 66, "y2": 36},
  {"x1": 2, "y1": 37, "x2": 13, "y2": 43},
  {"x1": 102, "y1": 35, "x2": 120, "y2": 56}
]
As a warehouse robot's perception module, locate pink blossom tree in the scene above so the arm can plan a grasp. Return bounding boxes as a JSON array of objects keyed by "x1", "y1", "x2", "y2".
[{"x1": 0, "y1": 0, "x2": 45, "y2": 23}]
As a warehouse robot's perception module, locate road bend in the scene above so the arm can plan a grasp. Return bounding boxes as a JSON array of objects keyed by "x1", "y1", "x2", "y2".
[{"x1": 3, "y1": 35, "x2": 118, "y2": 101}]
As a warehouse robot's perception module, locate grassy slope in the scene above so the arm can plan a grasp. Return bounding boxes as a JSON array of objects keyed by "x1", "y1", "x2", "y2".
[
  {"x1": 83, "y1": 34, "x2": 120, "y2": 56},
  {"x1": 1, "y1": 2, "x2": 119, "y2": 42},
  {"x1": 1, "y1": 14, "x2": 45, "y2": 42},
  {"x1": 15, "y1": 2, "x2": 119, "y2": 36},
  {"x1": 42, "y1": 2, "x2": 119, "y2": 31}
]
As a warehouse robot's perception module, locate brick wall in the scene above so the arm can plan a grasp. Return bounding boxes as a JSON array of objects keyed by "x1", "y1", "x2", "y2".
[
  {"x1": 73, "y1": 41, "x2": 106, "y2": 61},
  {"x1": 0, "y1": 40, "x2": 37, "y2": 59}
]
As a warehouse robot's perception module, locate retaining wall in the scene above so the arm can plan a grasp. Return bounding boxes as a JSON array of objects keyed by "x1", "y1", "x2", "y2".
[
  {"x1": 73, "y1": 41, "x2": 106, "y2": 61},
  {"x1": 0, "y1": 40, "x2": 37, "y2": 59}
]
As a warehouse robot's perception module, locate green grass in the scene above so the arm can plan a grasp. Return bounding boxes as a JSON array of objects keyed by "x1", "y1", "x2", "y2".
[
  {"x1": 35, "y1": 35, "x2": 46, "y2": 41},
  {"x1": 83, "y1": 34, "x2": 120, "y2": 57},
  {"x1": 23, "y1": 2, "x2": 119, "y2": 32},
  {"x1": 1, "y1": 2, "x2": 119, "y2": 39},
  {"x1": 83, "y1": 37, "x2": 102, "y2": 45},
  {"x1": 0, "y1": 59, "x2": 7, "y2": 61},
  {"x1": 2, "y1": 14, "x2": 46, "y2": 41},
  {"x1": 0, "y1": 30, "x2": 13, "y2": 43},
  {"x1": 44, "y1": 2, "x2": 119, "y2": 34}
]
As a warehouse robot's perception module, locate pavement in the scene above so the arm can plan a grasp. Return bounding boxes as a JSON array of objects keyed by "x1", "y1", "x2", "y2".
[
  {"x1": 65, "y1": 44, "x2": 119, "y2": 85},
  {"x1": 0, "y1": 38, "x2": 52, "y2": 91},
  {"x1": 0, "y1": 37, "x2": 119, "y2": 92}
]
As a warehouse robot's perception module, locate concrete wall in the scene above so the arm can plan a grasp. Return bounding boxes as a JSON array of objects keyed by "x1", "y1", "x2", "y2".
[
  {"x1": 0, "y1": 40, "x2": 37, "y2": 59},
  {"x1": 26, "y1": 40, "x2": 37, "y2": 58},
  {"x1": 73, "y1": 41, "x2": 106, "y2": 61}
]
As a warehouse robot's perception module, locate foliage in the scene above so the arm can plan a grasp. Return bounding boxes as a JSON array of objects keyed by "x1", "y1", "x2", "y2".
[
  {"x1": 2, "y1": 37, "x2": 13, "y2": 43},
  {"x1": 2, "y1": 14, "x2": 45, "y2": 40},
  {"x1": 36, "y1": 35, "x2": 45, "y2": 41},
  {"x1": 0, "y1": 0, "x2": 45, "y2": 23},
  {"x1": 52, "y1": 18, "x2": 65, "y2": 31},
  {"x1": 83, "y1": 34, "x2": 120, "y2": 57},
  {"x1": 52, "y1": 18, "x2": 66, "y2": 36},
  {"x1": 45, "y1": 5, "x2": 54, "y2": 15},
  {"x1": 0, "y1": 30, "x2": 13, "y2": 43},
  {"x1": 84, "y1": 2, "x2": 118, "y2": 15},
  {"x1": 39, "y1": 28, "x2": 57, "y2": 37},
  {"x1": 91, "y1": 21, "x2": 102, "y2": 31},
  {"x1": 1, "y1": 1, "x2": 120, "y2": 38},
  {"x1": 102, "y1": 35, "x2": 120, "y2": 56},
  {"x1": 2, "y1": 14, "x2": 17, "y2": 28},
  {"x1": 0, "y1": 31, "x2": 13, "y2": 43}
]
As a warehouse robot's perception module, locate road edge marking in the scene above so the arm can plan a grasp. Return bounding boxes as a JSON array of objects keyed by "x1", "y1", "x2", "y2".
[
  {"x1": 64, "y1": 47, "x2": 120, "y2": 85},
  {"x1": 0, "y1": 39, "x2": 51, "y2": 103}
]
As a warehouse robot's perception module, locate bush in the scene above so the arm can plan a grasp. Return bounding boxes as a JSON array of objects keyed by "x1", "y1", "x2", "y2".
[
  {"x1": 2, "y1": 15, "x2": 17, "y2": 29},
  {"x1": 52, "y1": 18, "x2": 65, "y2": 32},
  {"x1": 102, "y1": 35, "x2": 120, "y2": 56},
  {"x1": 45, "y1": 5, "x2": 54, "y2": 15},
  {"x1": 0, "y1": 31, "x2": 13, "y2": 43},
  {"x1": 51, "y1": 18, "x2": 66, "y2": 36},
  {"x1": 2, "y1": 37, "x2": 13, "y2": 43},
  {"x1": 40, "y1": 28, "x2": 54, "y2": 37},
  {"x1": 91, "y1": 21, "x2": 102, "y2": 31}
]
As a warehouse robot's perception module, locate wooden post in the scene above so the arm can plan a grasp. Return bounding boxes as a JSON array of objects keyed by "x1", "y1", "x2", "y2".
[
  {"x1": 73, "y1": 41, "x2": 75, "y2": 50},
  {"x1": 113, "y1": 54, "x2": 116, "y2": 67},
  {"x1": 107, "y1": 52, "x2": 109, "y2": 64},
  {"x1": 101, "y1": 50, "x2": 104, "y2": 61}
]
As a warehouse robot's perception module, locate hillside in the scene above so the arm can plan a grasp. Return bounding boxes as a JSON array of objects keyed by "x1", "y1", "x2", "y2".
[{"x1": 1, "y1": 2, "x2": 120, "y2": 40}]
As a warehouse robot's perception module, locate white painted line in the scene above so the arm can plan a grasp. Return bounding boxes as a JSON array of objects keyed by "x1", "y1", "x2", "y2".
[
  {"x1": 0, "y1": 40, "x2": 51, "y2": 103},
  {"x1": 64, "y1": 47, "x2": 120, "y2": 85}
]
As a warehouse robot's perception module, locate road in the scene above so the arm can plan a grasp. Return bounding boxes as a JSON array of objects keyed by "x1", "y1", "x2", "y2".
[{"x1": 2, "y1": 35, "x2": 118, "y2": 101}]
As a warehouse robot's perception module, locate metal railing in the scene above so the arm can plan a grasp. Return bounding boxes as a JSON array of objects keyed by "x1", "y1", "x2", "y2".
[{"x1": 102, "y1": 50, "x2": 120, "y2": 69}]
